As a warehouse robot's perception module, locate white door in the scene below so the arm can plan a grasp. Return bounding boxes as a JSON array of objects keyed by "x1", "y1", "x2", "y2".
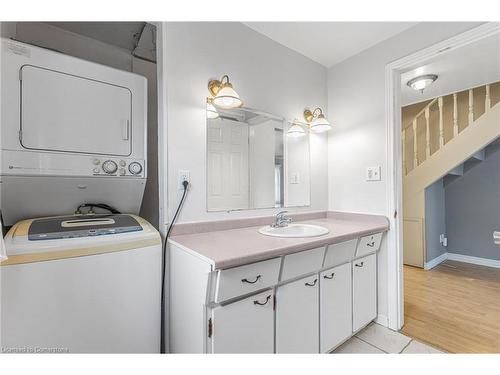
[
  {"x1": 352, "y1": 254, "x2": 377, "y2": 332},
  {"x1": 320, "y1": 263, "x2": 352, "y2": 353},
  {"x1": 276, "y1": 275, "x2": 319, "y2": 353},
  {"x1": 20, "y1": 65, "x2": 132, "y2": 156},
  {"x1": 207, "y1": 118, "x2": 249, "y2": 211},
  {"x1": 210, "y1": 290, "x2": 274, "y2": 353}
]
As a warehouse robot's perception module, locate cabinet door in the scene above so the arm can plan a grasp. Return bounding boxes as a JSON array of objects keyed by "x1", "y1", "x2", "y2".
[
  {"x1": 352, "y1": 254, "x2": 377, "y2": 332},
  {"x1": 276, "y1": 275, "x2": 319, "y2": 353},
  {"x1": 320, "y1": 263, "x2": 352, "y2": 352},
  {"x1": 210, "y1": 290, "x2": 274, "y2": 353}
]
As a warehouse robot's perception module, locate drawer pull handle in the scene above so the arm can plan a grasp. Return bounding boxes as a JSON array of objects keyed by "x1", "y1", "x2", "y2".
[
  {"x1": 305, "y1": 279, "x2": 318, "y2": 287},
  {"x1": 367, "y1": 241, "x2": 375, "y2": 247},
  {"x1": 323, "y1": 272, "x2": 335, "y2": 279},
  {"x1": 355, "y1": 262, "x2": 364, "y2": 267},
  {"x1": 253, "y1": 295, "x2": 271, "y2": 306},
  {"x1": 241, "y1": 275, "x2": 262, "y2": 284}
]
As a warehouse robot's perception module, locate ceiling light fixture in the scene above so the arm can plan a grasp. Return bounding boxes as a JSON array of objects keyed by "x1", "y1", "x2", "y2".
[
  {"x1": 286, "y1": 120, "x2": 306, "y2": 138},
  {"x1": 303, "y1": 107, "x2": 331, "y2": 133},
  {"x1": 208, "y1": 74, "x2": 243, "y2": 109},
  {"x1": 407, "y1": 74, "x2": 438, "y2": 93},
  {"x1": 206, "y1": 97, "x2": 219, "y2": 119}
]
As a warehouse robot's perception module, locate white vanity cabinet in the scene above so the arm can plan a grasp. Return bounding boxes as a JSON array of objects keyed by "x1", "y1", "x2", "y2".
[
  {"x1": 352, "y1": 253, "x2": 377, "y2": 332},
  {"x1": 276, "y1": 274, "x2": 319, "y2": 353},
  {"x1": 319, "y1": 262, "x2": 352, "y2": 352},
  {"x1": 210, "y1": 290, "x2": 275, "y2": 353},
  {"x1": 168, "y1": 230, "x2": 384, "y2": 354}
]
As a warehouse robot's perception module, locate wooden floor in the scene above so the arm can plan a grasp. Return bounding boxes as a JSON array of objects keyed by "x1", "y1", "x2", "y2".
[{"x1": 402, "y1": 260, "x2": 500, "y2": 353}]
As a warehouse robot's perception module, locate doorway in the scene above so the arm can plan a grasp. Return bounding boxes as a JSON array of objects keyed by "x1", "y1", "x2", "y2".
[{"x1": 385, "y1": 22, "x2": 500, "y2": 346}]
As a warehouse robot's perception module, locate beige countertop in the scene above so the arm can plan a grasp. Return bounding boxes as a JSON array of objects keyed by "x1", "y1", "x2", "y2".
[{"x1": 169, "y1": 211, "x2": 390, "y2": 269}]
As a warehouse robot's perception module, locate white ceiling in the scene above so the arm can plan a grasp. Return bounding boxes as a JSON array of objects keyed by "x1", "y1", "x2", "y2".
[
  {"x1": 401, "y1": 33, "x2": 500, "y2": 106},
  {"x1": 244, "y1": 22, "x2": 418, "y2": 68}
]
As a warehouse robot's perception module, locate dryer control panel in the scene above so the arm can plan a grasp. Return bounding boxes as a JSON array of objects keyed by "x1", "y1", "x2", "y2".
[{"x1": 91, "y1": 158, "x2": 144, "y2": 177}]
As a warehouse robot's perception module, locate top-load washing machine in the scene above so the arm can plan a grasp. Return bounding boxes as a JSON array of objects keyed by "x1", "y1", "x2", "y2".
[
  {"x1": 0, "y1": 213, "x2": 161, "y2": 353},
  {"x1": 0, "y1": 38, "x2": 148, "y2": 225}
]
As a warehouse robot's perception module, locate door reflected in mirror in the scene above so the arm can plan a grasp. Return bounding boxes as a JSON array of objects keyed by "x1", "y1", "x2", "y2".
[{"x1": 207, "y1": 108, "x2": 310, "y2": 212}]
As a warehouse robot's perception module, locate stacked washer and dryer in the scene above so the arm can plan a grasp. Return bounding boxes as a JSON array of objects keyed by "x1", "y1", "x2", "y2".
[{"x1": 0, "y1": 39, "x2": 162, "y2": 353}]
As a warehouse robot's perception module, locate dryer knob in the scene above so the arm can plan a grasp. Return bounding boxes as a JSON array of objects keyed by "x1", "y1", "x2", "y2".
[
  {"x1": 102, "y1": 160, "x2": 118, "y2": 174},
  {"x1": 128, "y1": 162, "x2": 143, "y2": 175}
]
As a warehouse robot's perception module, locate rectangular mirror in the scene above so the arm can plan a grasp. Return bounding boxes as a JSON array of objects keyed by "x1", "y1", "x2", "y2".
[{"x1": 207, "y1": 108, "x2": 310, "y2": 211}]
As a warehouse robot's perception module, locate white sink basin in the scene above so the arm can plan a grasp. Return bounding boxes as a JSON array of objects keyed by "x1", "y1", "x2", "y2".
[{"x1": 258, "y1": 223, "x2": 329, "y2": 238}]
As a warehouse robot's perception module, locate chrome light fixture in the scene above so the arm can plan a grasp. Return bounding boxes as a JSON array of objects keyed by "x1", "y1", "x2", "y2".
[
  {"x1": 286, "y1": 120, "x2": 306, "y2": 138},
  {"x1": 304, "y1": 107, "x2": 331, "y2": 133},
  {"x1": 206, "y1": 97, "x2": 219, "y2": 119},
  {"x1": 407, "y1": 74, "x2": 438, "y2": 93},
  {"x1": 208, "y1": 74, "x2": 243, "y2": 109}
]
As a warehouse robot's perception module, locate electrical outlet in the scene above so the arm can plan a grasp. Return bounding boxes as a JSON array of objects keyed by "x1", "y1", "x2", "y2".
[
  {"x1": 178, "y1": 170, "x2": 190, "y2": 190},
  {"x1": 366, "y1": 166, "x2": 381, "y2": 181},
  {"x1": 439, "y1": 234, "x2": 448, "y2": 247}
]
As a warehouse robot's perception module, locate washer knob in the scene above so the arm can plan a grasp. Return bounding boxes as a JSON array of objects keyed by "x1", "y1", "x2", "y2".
[
  {"x1": 102, "y1": 160, "x2": 118, "y2": 174},
  {"x1": 128, "y1": 162, "x2": 143, "y2": 175}
]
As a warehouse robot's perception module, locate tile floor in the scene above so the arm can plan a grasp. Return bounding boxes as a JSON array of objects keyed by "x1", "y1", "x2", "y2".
[{"x1": 333, "y1": 323, "x2": 443, "y2": 354}]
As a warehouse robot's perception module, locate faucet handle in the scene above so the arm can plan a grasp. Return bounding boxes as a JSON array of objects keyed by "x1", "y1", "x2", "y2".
[{"x1": 276, "y1": 210, "x2": 289, "y2": 218}]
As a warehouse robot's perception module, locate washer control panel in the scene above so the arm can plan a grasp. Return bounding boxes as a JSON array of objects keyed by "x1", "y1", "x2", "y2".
[{"x1": 91, "y1": 158, "x2": 144, "y2": 177}]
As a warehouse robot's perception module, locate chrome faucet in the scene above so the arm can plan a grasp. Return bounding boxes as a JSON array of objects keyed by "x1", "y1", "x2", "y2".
[{"x1": 272, "y1": 211, "x2": 292, "y2": 228}]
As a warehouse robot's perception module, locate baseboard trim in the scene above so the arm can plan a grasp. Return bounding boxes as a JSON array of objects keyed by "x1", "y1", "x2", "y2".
[
  {"x1": 425, "y1": 252, "x2": 500, "y2": 270},
  {"x1": 424, "y1": 252, "x2": 448, "y2": 270},
  {"x1": 447, "y1": 253, "x2": 500, "y2": 269}
]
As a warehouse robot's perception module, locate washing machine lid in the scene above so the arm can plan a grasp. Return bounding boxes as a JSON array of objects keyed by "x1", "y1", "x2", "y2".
[{"x1": 28, "y1": 214, "x2": 142, "y2": 241}]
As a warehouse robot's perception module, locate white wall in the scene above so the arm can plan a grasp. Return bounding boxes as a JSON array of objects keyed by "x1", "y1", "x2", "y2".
[
  {"x1": 164, "y1": 22, "x2": 328, "y2": 224},
  {"x1": 327, "y1": 22, "x2": 483, "y2": 324}
]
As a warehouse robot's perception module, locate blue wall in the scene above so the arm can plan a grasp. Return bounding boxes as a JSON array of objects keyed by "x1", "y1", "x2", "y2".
[{"x1": 445, "y1": 144, "x2": 500, "y2": 261}]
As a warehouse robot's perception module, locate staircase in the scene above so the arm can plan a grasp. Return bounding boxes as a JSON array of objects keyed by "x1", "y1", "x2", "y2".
[{"x1": 402, "y1": 82, "x2": 500, "y2": 267}]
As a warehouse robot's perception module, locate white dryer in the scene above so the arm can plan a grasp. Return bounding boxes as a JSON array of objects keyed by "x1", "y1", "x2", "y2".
[
  {"x1": 0, "y1": 38, "x2": 148, "y2": 225},
  {"x1": 0, "y1": 214, "x2": 161, "y2": 353}
]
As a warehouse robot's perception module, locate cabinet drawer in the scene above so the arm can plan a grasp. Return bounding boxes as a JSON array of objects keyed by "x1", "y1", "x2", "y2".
[
  {"x1": 324, "y1": 239, "x2": 357, "y2": 268},
  {"x1": 281, "y1": 247, "x2": 325, "y2": 281},
  {"x1": 355, "y1": 232, "x2": 382, "y2": 257},
  {"x1": 214, "y1": 257, "x2": 281, "y2": 303}
]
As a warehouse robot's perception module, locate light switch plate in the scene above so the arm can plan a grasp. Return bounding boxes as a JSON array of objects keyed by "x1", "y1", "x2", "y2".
[
  {"x1": 366, "y1": 166, "x2": 381, "y2": 181},
  {"x1": 289, "y1": 172, "x2": 300, "y2": 184}
]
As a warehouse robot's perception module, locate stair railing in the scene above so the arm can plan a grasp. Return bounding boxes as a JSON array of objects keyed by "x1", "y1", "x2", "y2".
[{"x1": 403, "y1": 83, "x2": 493, "y2": 176}]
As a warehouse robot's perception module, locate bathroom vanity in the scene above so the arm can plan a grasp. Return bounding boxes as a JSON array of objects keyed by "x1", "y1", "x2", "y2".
[{"x1": 168, "y1": 212, "x2": 389, "y2": 353}]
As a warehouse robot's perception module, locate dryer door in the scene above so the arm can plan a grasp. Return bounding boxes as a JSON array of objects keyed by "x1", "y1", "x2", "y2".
[{"x1": 20, "y1": 65, "x2": 132, "y2": 156}]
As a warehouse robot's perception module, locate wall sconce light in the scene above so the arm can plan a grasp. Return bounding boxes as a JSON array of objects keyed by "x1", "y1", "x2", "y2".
[
  {"x1": 303, "y1": 107, "x2": 331, "y2": 133},
  {"x1": 286, "y1": 120, "x2": 306, "y2": 138},
  {"x1": 208, "y1": 75, "x2": 243, "y2": 109},
  {"x1": 407, "y1": 74, "x2": 438, "y2": 93},
  {"x1": 206, "y1": 97, "x2": 219, "y2": 119}
]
